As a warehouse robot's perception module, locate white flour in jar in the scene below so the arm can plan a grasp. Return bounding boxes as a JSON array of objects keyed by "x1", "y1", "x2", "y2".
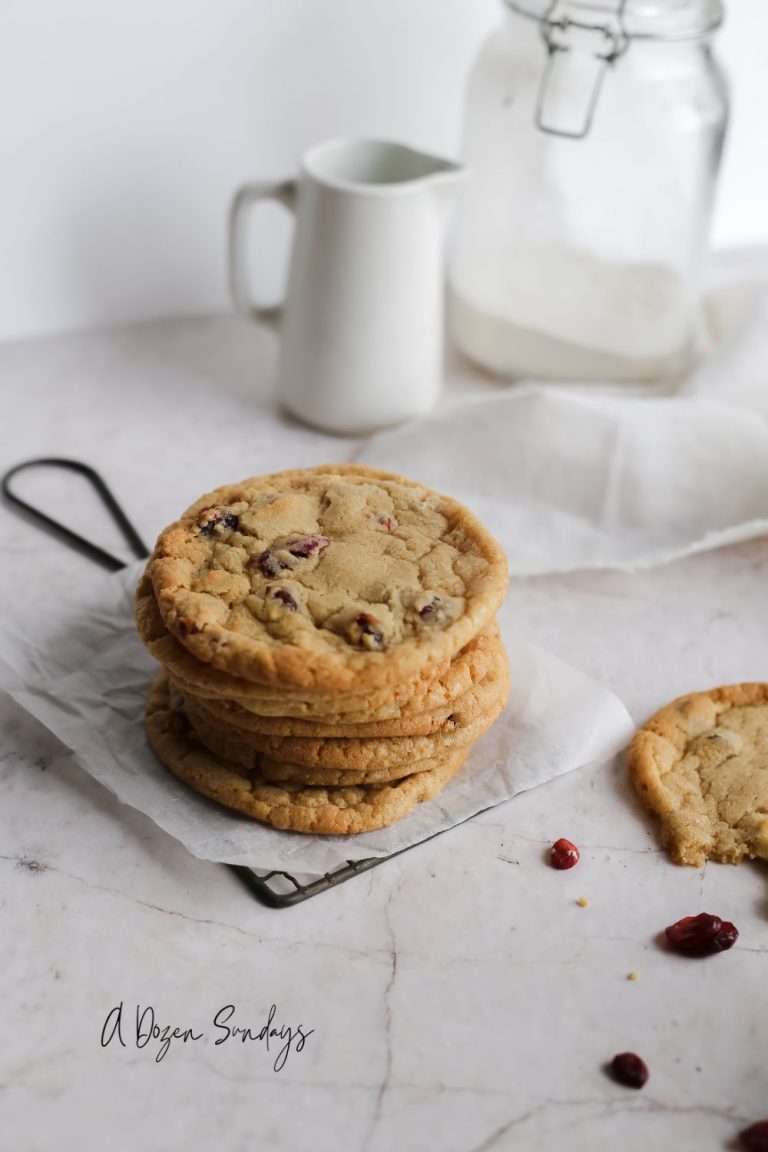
[{"x1": 448, "y1": 247, "x2": 694, "y2": 381}]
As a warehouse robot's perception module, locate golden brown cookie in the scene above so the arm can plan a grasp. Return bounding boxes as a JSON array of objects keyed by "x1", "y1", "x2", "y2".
[
  {"x1": 629, "y1": 683, "x2": 768, "y2": 867},
  {"x1": 215, "y1": 748, "x2": 445, "y2": 787},
  {"x1": 180, "y1": 654, "x2": 511, "y2": 769},
  {"x1": 137, "y1": 575, "x2": 469, "y2": 717},
  {"x1": 178, "y1": 657, "x2": 508, "y2": 774},
  {"x1": 168, "y1": 681, "x2": 446, "y2": 786},
  {"x1": 146, "y1": 671, "x2": 467, "y2": 834},
  {"x1": 183, "y1": 636, "x2": 508, "y2": 738},
  {"x1": 144, "y1": 465, "x2": 508, "y2": 692},
  {"x1": 136, "y1": 574, "x2": 501, "y2": 720}
]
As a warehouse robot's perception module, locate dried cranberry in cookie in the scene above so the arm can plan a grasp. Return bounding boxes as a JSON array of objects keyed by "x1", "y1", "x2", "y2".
[
  {"x1": 416, "y1": 594, "x2": 441, "y2": 619},
  {"x1": 370, "y1": 512, "x2": 397, "y2": 533},
  {"x1": 261, "y1": 549, "x2": 292, "y2": 577},
  {"x1": 406, "y1": 591, "x2": 464, "y2": 629},
  {"x1": 262, "y1": 585, "x2": 301, "y2": 621},
  {"x1": 268, "y1": 586, "x2": 299, "y2": 612},
  {"x1": 250, "y1": 534, "x2": 330, "y2": 577},
  {"x1": 324, "y1": 604, "x2": 395, "y2": 651},
  {"x1": 247, "y1": 582, "x2": 305, "y2": 625},
  {"x1": 251, "y1": 549, "x2": 284, "y2": 577},
  {"x1": 281, "y1": 534, "x2": 330, "y2": 558},
  {"x1": 196, "y1": 506, "x2": 241, "y2": 537},
  {"x1": 349, "y1": 612, "x2": 386, "y2": 650}
]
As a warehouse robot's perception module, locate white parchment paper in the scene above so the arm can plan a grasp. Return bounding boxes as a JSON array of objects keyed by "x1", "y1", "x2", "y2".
[{"x1": 0, "y1": 562, "x2": 632, "y2": 872}]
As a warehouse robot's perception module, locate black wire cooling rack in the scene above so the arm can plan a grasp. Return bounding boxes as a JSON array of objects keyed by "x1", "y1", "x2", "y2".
[{"x1": 2, "y1": 457, "x2": 467, "y2": 908}]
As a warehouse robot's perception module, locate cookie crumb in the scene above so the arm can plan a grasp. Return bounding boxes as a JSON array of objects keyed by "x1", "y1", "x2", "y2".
[
  {"x1": 627, "y1": 970, "x2": 640, "y2": 981},
  {"x1": 576, "y1": 896, "x2": 589, "y2": 908}
]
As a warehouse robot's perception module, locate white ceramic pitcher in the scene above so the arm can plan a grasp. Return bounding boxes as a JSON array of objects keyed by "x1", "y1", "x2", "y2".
[{"x1": 229, "y1": 138, "x2": 466, "y2": 435}]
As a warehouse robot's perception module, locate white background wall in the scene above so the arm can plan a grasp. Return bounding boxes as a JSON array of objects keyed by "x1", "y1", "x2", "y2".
[{"x1": 1, "y1": 0, "x2": 765, "y2": 343}]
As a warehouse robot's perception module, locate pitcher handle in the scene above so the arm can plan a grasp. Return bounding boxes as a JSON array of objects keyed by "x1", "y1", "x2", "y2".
[{"x1": 228, "y1": 179, "x2": 297, "y2": 325}]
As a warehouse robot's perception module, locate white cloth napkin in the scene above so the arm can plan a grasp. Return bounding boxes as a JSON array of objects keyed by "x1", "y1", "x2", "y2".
[{"x1": 359, "y1": 248, "x2": 768, "y2": 575}]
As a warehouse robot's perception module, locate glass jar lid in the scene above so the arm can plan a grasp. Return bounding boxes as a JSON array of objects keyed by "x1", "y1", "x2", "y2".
[{"x1": 506, "y1": 0, "x2": 724, "y2": 41}]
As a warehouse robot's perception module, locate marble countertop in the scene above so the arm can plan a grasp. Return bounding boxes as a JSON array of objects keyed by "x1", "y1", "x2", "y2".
[{"x1": 1, "y1": 316, "x2": 766, "y2": 1152}]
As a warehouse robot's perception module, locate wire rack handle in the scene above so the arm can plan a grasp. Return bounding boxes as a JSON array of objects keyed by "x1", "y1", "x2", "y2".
[{"x1": 2, "y1": 457, "x2": 149, "y2": 571}]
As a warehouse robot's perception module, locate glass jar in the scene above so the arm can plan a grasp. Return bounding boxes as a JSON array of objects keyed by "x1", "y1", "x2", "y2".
[{"x1": 448, "y1": 0, "x2": 728, "y2": 382}]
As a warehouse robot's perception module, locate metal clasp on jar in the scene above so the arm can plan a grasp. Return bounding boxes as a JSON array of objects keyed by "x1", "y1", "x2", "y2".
[{"x1": 535, "y1": 0, "x2": 630, "y2": 138}]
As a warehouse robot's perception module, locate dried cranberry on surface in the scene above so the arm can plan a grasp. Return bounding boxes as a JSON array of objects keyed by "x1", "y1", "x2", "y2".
[
  {"x1": 664, "y1": 913, "x2": 738, "y2": 957},
  {"x1": 550, "y1": 838, "x2": 580, "y2": 870},
  {"x1": 610, "y1": 1052, "x2": 649, "y2": 1090},
  {"x1": 612, "y1": 1055, "x2": 649, "y2": 1087},
  {"x1": 740, "y1": 1121, "x2": 768, "y2": 1151}
]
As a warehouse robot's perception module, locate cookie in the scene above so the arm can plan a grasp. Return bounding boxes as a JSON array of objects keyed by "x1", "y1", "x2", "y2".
[
  {"x1": 629, "y1": 683, "x2": 768, "y2": 867},
  {"x1": 224, "y1": 625, "x2": 506, "y2": 726},
  {"x1": 181, "y1": 649, "x2": 511, "y2": 764},
  {"x1": 144, "y1": 465, "x2": 509, "y2": 692},
  {"x1": 146, "y1": 671, "x2": 467, "y2": 834},
  {"x1": 179, "y1": 656, "x2": 508, "y2": 773},
  {"x1": 136, "y1": 575, "x2": 500, "y2": 720},
  {"x1": 169, "y1": 679, "x2": 444, "y2": 786}
]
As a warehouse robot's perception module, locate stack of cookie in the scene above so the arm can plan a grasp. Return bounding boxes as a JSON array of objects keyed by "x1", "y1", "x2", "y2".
[{"x1": 136, "y1": 465, "x2": 509, "y2": 836}]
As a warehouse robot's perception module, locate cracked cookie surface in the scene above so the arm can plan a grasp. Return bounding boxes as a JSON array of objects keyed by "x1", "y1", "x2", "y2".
[
  {"x1": 629, "y1": 683, "x2": 768, "y2": 866},
  {"x1": 136, "y1": 573, "x2": 500, "y2": 721},
  {"x1": 144, "y1": 465, "x2": 508, "y2": 692},
  {"x1": 146, "y1": 671, "x2": 467, "y2": 833}
]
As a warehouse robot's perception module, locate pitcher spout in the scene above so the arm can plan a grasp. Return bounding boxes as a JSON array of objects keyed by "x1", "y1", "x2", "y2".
[
  {"x1": 303, "y1": 138, "x2": 466, "y2": 195},
  {"x1": 424, "y1": 157, "x2": 466, "y2": 181},
  {"x1": 426, "y1": 164, "x2": 467, "y2": 226},
  {"x1": 421, "y1": 153, "x2": 467, "y2": 210}
]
